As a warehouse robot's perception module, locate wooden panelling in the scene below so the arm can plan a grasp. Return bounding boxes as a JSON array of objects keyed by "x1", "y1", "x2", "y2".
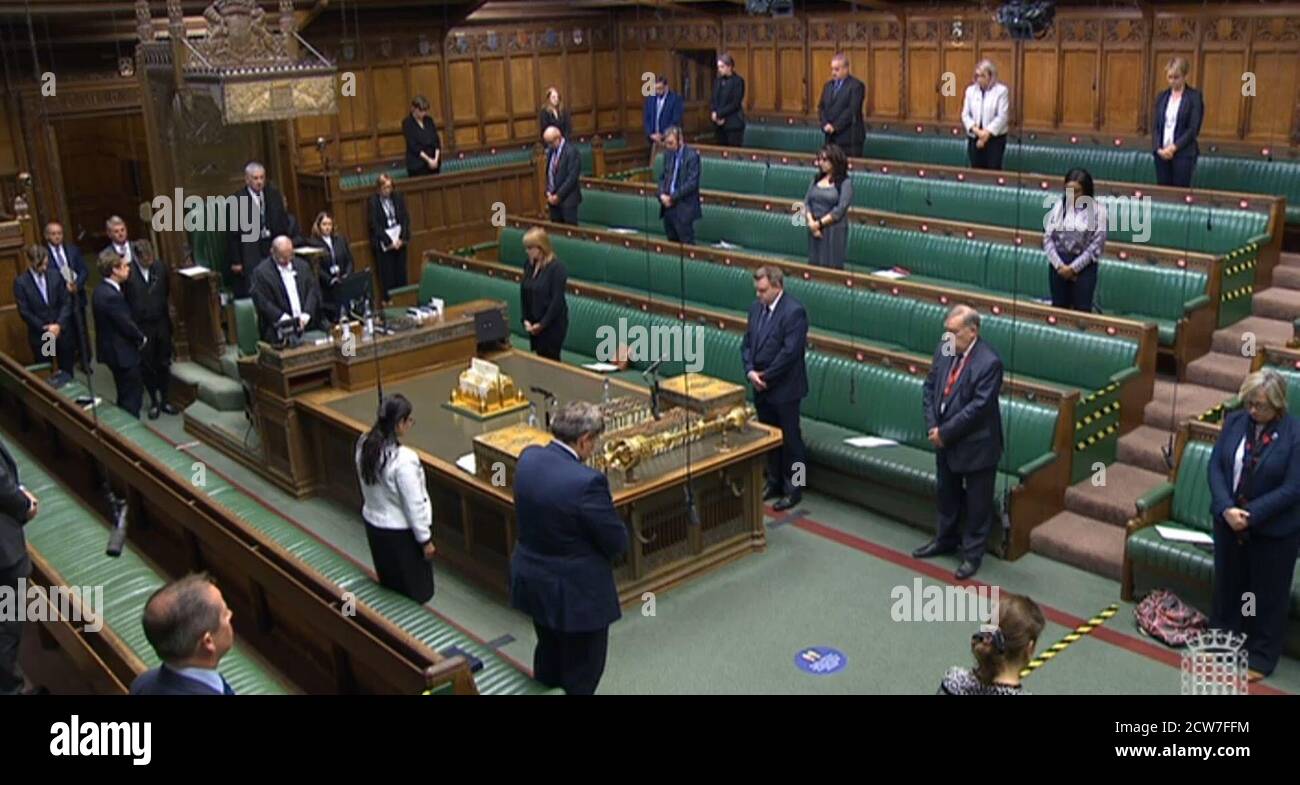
[
  {"x1": 872, "y1": 48, "x2": 902, "y2": 118},
  {"x1": 1061, "y1": 51, "x2": 1098, "y2": 127},
  {"x1": 779, "y1": 49, "x2": 806, "y2": 112},
  {"x1": 751, "y1": 50, "x2": 777, "y2": 112},
  {"x1": 907, "y1": 49, "x2": 940, "y2": 120},
  {"x1": 409, "y1": 63, "x2": 445, "y2": 123},
  {"x1": 1201, "y1": 51, "x2": 1247, "y2": 137},
  {"x1": 1102, "y1": 51, "x2": 1144, "y2": 132},
  {"x1": 1022, "y1": 49, "x2": 1060, "y2": 127},
  {"x1": 1249, "y1": 50, "x2": 1300, "y2": 140},
  {"x1": 511, "y1": 57, "x2": 537, "y2": 116},
  {"x1": 538, "y1": 54, "x2": 565, "y2": 101},
  {"x1": 479, "y1": 59, "x2": 509, "y2": 121},
  {"x1": 941, "y1": 49, "x2": 976, "y2": 122},
  {"x1": 449, "y1": 61, "x2": 479, "y2": 123},
  {"x1": 373, "y1": 66, "x2": 409, "y2": 132}
]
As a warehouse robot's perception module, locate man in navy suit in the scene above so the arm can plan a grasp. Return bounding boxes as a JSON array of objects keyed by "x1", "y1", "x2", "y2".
[
  {"x1": 657, "y1": 127, "x2": 702, "y2": 244},
  {"x1": 44, "y1": 221, "x2": 91, "y2": 371},
  {"x1": 510, "y1": 401, "x2": 629, "y2": 695},
  {"x1": 0, "y1": 438, "x2": 39, "y2": 696},
  {"x1": 741, "y1": 266, "x2": 809, "y2": 512},
  {"x1": 543, "y1": 126, "x2": 582, "y2": 225},
  {"x1": 13, "y1": 245, "x2": 74, "y2": 376},
  {"x1": 914, "y1": 305, "x2": 1004, "y2": 579},
  {"x1": 131, "y1": 573, "x2": 238, "y2": 696},
  {"x1": 1207, "y1": 369, "x2": 1300, "y2": 679},
  {"x1": 92, "y1": 249, "x2": 148, "y2": 418},
  {"x1": 643, "y1": 74, "x2": 684, "y2": 152},
  {"x1": 818, "y1": 54, "x2": 866, "y2": 158}
]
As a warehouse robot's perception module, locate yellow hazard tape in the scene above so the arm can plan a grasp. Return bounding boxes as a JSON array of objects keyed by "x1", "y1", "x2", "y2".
[{"x1": 1020, "y1": 603, "x2": 1119, "y2": 678}]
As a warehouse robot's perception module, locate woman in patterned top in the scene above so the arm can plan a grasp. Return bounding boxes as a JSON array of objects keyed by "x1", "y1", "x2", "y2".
[
  {"x1": 1043, "y1": 167, "x2": 1107, "y2": 313},
  {"x1": 939, "y1": 592, "x2": 1045, "y2": 695}
]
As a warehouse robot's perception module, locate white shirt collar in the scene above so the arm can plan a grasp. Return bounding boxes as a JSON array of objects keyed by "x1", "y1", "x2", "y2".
[
  {"x1": 768, "y1": 290, "x2": 784, "y2": 313},
  {"x1": 106, "y1": 278, "x2": 121, "y2": 292},
  {"x1": 554, "y1": 440, "x2": 581, "y2": 461},
  {"x1": 168, "y1": 664, "x2": 225, "y2": 694}
]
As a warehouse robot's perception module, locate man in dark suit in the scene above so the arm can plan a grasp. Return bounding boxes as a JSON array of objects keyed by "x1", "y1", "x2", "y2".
[
  {"x1": 643, "y1": 74, "x2": 684, "y2": 155},
  {"x1": 44, "y1": 221, "x2": 91, "y2": 371},
  {"x1": 250, "y1": 236, "x2": 322, "y2": 345},
  {"x1": 123, "y1": 239, "x2": 178, "y2": 420},
  {"x1": 131, "y1": 573, "x2": 237, "y2": 695},
  {"x1": 711, "y1": 53, "x2": 746, "y2": 147},
  {"x1": 0, "y1": 438, "x2": 38, "y2": 696},
  {"x1": 543, "y1": 125, "x2": 582, "y2": 225},
  {"x1": 657, "y1": 127, "x2": 702, "y2": 244},
  {"x1": 510, "y1": 401, "x2": 629, "y2": 695},
  {"x1": 13, "y1": 245, "x2": 74, "y2": 376},
  {"x1": 741, "y1": 266, "x2": 809, "y2": 512},
  {"x1": 226, "y1": 161, "x2": 291, "y2": 299},
  {"x1": 818, "y1": 53, "x2": 866, "y2": 158},
  {"x1": 92, "y1": 248, "x2": 148, "y2": 418},
  {"x1": 914, "y1": 305, "x2": 1004, "y2": 580}
]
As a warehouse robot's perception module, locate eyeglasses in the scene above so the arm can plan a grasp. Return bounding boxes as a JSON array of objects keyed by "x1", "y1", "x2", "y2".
[{"x1": 1244, "y1": 399, "x2": 1274, "y2": 413}]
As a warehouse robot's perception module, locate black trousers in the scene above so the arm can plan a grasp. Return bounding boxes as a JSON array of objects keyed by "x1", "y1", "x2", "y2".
[
  {"x1": 110, "y1": 364, "x2": 144, "y2": 419},
  {"x1": 530, "y1": 328, "x2": 565, "y2": 361},
  {"x1": 69, "y1": 303, "x2": 92, "y2": 368},
  {"x1": 934, "y1": 459, "x2": 998, "y2": 563},
  {"x1": 1047, "y1": 262, "x2": 1099, "y2": 312},
  {"x1": 138, "y1": 320, "x2": 172, "y2": 404},
  {"x1": 755, "y1": 396, "x2": 805, "y2": 499},
  {"x1": 364, "y1": 521, "x2": 434, "y2": 604},
  {"x1": 548, "y1": 203, "x2": 579, "y2": 225},
  {"x1": 533, "y1": 622, "x2": 609, "y2": 695},
  {"x1": 0, "y1": 564, "x2": 27, "y2": 695},
  {"x1": 717, "y1": 127, "x2": 746, "y2": 147},
  {"x1": 967, "y1": 134, "x2": 1008, "y2": 170},
  {"x1": 26, "y1": 331, "x2": 74, "y2": 374},
  {"x1": 829, "y1": 138, "x2": 863, "y2": 158},
  {"x1": 663, "y1": 211, "x2": 696, "y2": 245},
  {"x1": 376, "y1": 247, "x2": 408, "y2": 302},
  {"x1": 1154, "y1": 154, "x2": 1197, "y2": 187},
  {"x1": 1210, "y1": 521, "x2": 1300, "y2": 675}
]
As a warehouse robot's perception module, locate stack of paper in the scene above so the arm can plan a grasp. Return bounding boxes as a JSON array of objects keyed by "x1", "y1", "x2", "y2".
[
  {"x1": 1154, "y1": 525, "x2": 1213, "y2": 545},
  {"x1": 844, "y1": 436, "x2": 899, "y2": 448}
]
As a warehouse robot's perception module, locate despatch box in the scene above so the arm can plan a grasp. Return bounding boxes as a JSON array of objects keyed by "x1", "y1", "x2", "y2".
[
  {"x1": 658, "y1": 373, "x2": 746, "y2": 416},
  {"x1": 472, "y1": 423, "x2": 552, "y2": 487}
]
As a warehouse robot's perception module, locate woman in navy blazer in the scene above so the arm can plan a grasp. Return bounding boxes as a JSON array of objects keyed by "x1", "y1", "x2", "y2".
[
  {"x1": 1152, "y1": 57, "x2": 1203, "y2": 188},
  {"x1": 1207, "y1": 369, "x2": 1300, "y2": 679}
]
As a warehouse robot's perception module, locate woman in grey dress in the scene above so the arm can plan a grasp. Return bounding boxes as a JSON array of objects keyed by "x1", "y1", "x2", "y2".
[{"x1": 805, "y1": 144, "x2": 854, "y2": 269}]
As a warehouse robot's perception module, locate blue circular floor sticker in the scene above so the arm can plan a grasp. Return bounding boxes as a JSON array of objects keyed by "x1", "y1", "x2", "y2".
[{"x1": 795, "y1": 646, "x2": 847, "y2": 675}]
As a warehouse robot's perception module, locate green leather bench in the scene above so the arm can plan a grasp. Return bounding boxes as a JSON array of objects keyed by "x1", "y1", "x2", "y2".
[
  {"x1": 8, "y1": 435, "x2": 287, "y2": 694},
  {"x1": 417, "y1": 260, "x2": 1064, "y2": 545},
  {"x1": 744, "y1": 121, "x2": 1300, "y2": 225},
  {"x1": 652, "y1": 153, "x2": 1272, "y2": 258},
  {"x1": 45, "y1": 380, "x2": 553, "y2": 695},
  {"x1": 1124, "y1": 436, "x2": 1300, "y2": 644},
  {"x1": 578, "y1": 187, "x2": 1217, "y2": 343}
]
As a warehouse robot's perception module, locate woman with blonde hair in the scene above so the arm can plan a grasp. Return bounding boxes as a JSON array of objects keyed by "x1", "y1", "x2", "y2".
[
  {"x1": 1152, "y1": 56, "x2": 1203, "y2": 187},
  {"x1": 519, "y1": 226, "x2": 568, "y2": 361},
  {"x1": 1208, "y1": 369, "x2": 1300, "y2": 680},
  {"x1": 367, "y1": 174, "x2": 410, "y2": 304},
  {"x1": 538, "y1": 86, "x2": 572, "y2": 139}
]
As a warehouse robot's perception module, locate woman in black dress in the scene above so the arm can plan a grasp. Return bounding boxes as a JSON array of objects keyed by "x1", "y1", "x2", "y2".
[
  {"x1": 367, "y1": 174, "x2": 410, "y2": 305},
  {"x1": 519, "y1": 227, "x2": 568, "y2": 361},
  {"x1": 307, "y1": 211, "x2": 355, "y2": 322},
  {"x1": 403, "y1": 95, "x2": 441, "y2": 177},
  {"x1": 538, "y1": 86, "x2": 572, "y2": 139}
]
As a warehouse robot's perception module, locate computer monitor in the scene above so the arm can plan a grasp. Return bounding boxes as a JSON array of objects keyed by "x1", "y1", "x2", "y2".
[{"x1": 334, "y1": 271, "x2": 374, "y2": 318}]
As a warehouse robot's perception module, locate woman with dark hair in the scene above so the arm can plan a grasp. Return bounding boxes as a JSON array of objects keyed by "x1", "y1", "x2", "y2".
[
  {"x1": 355, "y1": 394, "x2": 435, "y2": 603},
  {"x1": 367, "y1": 173, "x2": 411, "y2": 305},
  {"x1": 804, "y1": 144, "x2": 854, "y2": 269},
  {"x1": 308, "y1": 211, "x2": 355, "y2": 322},
  {"x1": 939, "y1": 592, "x2": 1045, "y2": 695},
  {"x1": 1208, "y1": 370, "x2": 1300, "y2": 681},
  {"x1": 710, "y1": 53, "x2": 746, "y2": 147},
  {"x1": 1043, "y1": 167, "x2": 1107, "y2": 312},
  {"x1": 538, "y1": 86, "x2": 572, "y2": 139},
  {"x1": 403, "y1": 95, "x2": 441, "y2": 177}
]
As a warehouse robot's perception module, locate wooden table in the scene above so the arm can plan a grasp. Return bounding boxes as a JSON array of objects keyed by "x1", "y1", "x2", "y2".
[{"x1": 296, "y1": 351, "x2": 782, "y2": 605}]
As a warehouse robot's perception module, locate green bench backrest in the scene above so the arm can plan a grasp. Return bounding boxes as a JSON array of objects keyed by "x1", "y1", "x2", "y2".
[{"x1": 1171, "y1": 440, "x2": 1215, "y2": 533}]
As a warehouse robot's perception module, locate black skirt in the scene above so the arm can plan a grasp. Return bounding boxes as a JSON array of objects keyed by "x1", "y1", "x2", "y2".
[{"x1": 364, "y1": 521, "x2": 434, "y2": 603}]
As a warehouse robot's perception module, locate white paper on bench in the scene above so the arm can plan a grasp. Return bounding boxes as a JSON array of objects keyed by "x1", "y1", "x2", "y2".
[
  {"x1": 583, "y1": 362, "x2": 621, "y2": 373},
  {"x1": 455, "y1": 452, "x2": 477, "y2": 474},
  {"x1": 1154, "y1": 525, "x2": 1213, "y2": 545},
  {"x1": 607, "y1": 227, "x2": 639, "y2": 234},
  {"x1": 178, "y1": 266, "x2": 210, "y2": 278},
  {"x1": 873, "y1": 269, "x2": 907, "y2": 280},
  {"x1": 713, "y1": 240, "x2": 741, "y2": 250},
  {"x1": 844, "y1": 436, "x2": 899, "y2": 448}
]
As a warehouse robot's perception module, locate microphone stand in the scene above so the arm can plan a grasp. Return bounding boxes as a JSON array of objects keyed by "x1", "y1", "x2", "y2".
[
  {"x1": 366, "y1": 290, "x2": 385, "y2": 406},
  {"x1": 530, "y1": 386, "x2": 556, "y2": 429},
  {"x1": 59, "y1": 265, "x2": 129, "y2": 555},
  {"x1": 642, "y1": 359, "x2": 663, "y2": 420}
]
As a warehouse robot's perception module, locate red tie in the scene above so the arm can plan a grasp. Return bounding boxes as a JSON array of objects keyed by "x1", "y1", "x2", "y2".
[{"x1": 944, "y1": 352, "x2": 970, "y2": 398}]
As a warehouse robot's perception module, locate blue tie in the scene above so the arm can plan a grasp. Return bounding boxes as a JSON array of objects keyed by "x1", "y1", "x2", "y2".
[
  {"x1": 834, "y1": 79, "x2": 843, "y2": 94},
  {"x1": 221, "y1": 675, "x2": 236, "y2": 695},
  {"x1": 669, "y1": 151, "x2": 682, "y2": 195}
]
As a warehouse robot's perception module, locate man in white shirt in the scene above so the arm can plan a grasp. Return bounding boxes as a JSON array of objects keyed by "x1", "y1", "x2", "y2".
[
  {"x1": 961, "y1": 60, "x2": 1011, "y2": 170},
  {"x1": 250, "y1": 236, "x2": 321, "y2": 345}
]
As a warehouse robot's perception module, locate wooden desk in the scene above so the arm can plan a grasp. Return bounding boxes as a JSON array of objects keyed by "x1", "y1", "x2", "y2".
[
  {"x1": 297, "y1": 352, "x2": 782, "y2": 605},
  {"x1": 225, "y1": 298, "x2": 505, "y2": 496},
  {"x1": 176, "y1": 267, "x2": 226, "y2": 373}
]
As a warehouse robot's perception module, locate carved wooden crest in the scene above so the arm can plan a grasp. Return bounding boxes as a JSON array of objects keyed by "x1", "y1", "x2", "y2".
[{"x1": 193, "y1": 0, "x2": 291, "y2": 68}]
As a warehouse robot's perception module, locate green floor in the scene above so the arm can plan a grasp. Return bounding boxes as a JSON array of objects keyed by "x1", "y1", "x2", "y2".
[{"x1": 127, "y1": 399, "x2": 1298, "y2": 695}]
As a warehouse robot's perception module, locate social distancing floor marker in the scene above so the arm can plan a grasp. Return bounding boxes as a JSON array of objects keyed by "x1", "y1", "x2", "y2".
[{"x1": 1021, "y1": 603, "x2": 1119, "y2": 678}]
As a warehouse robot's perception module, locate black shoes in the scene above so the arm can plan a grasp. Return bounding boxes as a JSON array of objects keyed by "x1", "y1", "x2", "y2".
[
  {"x1": 955, "y1": 560, "x2": 980, "y2": 580},
  {"x1": 148, "y1": 404, "x2": 160, "y2": 420},
  {"x1": 160, "y1": 402, "x2": 180, "y2": 416},
  {"x1": 912, "y1": 540, "x2": 955, "y2": 559},
  {"x1": 772, "y1": 495, "x2": 801, "y2": 512}
]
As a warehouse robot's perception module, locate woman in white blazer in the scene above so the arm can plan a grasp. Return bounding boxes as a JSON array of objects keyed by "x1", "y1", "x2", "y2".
[{"x1": 355, "y1": 394, "x2": 435, "y2": 602}]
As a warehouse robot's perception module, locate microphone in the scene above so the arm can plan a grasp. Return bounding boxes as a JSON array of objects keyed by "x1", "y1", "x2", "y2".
[
  {"x1": 684, "y1": 483, "x2": 700, "y2": 527},
  {"x1": 529, "y1": 385, "x2": 555, "y2": 399},
  {"x1": 105, "y1": 492, "x2": 128, "y2": 557},
  {"x1": 641, "y1": 359, "x2": 664, "y2": 378}
]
